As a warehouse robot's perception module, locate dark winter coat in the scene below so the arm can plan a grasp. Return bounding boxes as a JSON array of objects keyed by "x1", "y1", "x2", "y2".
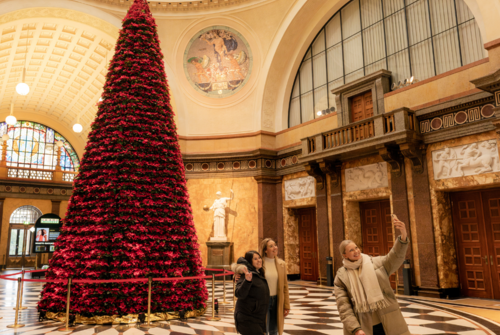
[{"x1": 231, "y1": 257, "x2": 270, "y2": 335}]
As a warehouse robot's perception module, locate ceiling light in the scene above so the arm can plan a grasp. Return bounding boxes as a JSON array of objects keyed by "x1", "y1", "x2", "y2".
[
  {"x1": 16, "y1": 27, "x2": 30, "y2": 96},
  {"x1": 73, "y1": 123, "x2": 83, "y2": 133},
  {"x1": 6, "y1": 103, "x2": 17, "y2": 126}
]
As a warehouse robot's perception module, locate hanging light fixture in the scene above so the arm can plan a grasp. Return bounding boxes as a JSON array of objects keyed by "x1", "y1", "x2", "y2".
[
  {"x1": 73, "y1": 112, "x2": 83, "y2": 133},
  {"x1": 16, "y1": 25, "x2": 30, "y2": 96},
  {"x1": 6, "y1": 103, "x2": 17, "y2": 126}
]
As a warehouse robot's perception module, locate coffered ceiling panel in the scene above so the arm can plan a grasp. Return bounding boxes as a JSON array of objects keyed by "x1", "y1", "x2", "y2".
[{"x1": 0, "y1": 16, "x2": 117, "y2": 140}]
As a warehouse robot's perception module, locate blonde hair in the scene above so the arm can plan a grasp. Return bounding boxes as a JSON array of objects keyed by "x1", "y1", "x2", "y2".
[{"x1": 339, "y1": 240, "x2": 355, "y2": 257}]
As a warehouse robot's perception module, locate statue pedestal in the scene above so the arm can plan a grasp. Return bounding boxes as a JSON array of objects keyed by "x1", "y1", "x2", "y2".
[{"x1": 206, "y1": 241, "x2": 233, "y2": 279}]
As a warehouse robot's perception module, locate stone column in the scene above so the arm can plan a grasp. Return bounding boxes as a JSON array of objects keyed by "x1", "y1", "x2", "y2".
[
  {"x1": 306, "y1": 161, "x2": 332, "y2": 284},
  {"x1": 324, "y1": 164, "x2": 344, "y2": 275},
  {"x1": 254, "y1": 176, "x2": 283, "y2": 250},
  {"x1": 379, "y1": 146, "x2": 413, "y2": 290},
  {"x1": 400, "y1": 143, "x2": 439, "y2": 293}
]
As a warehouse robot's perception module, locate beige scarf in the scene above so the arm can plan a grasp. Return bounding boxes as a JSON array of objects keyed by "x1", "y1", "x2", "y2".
[{"x1": 343, "y1": 254, "x2": 389, "y2": 314}]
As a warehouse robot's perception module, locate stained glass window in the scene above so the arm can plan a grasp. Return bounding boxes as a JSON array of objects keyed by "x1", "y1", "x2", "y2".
[
  {"x1": 0, "y1": 121, "x2": 80, "y2": 171},
  {"x1": 10, "y1": 205, "x2": 42, "y2": 224}
]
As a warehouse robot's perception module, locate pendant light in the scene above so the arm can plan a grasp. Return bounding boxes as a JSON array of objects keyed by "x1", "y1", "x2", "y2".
[
  {"x1": 16, "y1": 26, "x2": 30, "y2": 96},
  {"x1": 6, "y1": 103, "x2": 17, "y2": 126},
  {"x1": 73, "y1": 80, "x2": 83, "y2": 133}
]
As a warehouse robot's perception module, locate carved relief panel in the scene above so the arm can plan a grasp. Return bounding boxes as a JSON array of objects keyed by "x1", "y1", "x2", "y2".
[
  {"x1": 284, "y1": 176, "x2": 316, "y2": 200},
  {"x1": 432, "y1": 139, "x2": 500, "y2": 180},
  {"x1": 345, "y1": 162, "x2": 389, "y2": 192}
]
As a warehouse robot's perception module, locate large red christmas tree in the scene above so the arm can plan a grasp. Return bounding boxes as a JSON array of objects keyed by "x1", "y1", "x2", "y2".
[{"x1": 38, "y1": 0, "x2": 207, "y2": 317}]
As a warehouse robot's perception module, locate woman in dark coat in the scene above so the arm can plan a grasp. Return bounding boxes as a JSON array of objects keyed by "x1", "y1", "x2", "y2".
[{"x1": 231, "y1": 251, "x2": 270, "y2": 335}]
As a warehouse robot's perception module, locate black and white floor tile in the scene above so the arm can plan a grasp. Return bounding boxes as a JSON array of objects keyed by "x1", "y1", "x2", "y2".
[{"x1": 1, "y1": 276, "x2": 500, "y2": 335}]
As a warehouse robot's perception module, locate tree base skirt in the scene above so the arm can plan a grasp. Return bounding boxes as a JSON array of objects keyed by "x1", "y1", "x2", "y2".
[{"x1": 45, "y1": 308, "x2": 207, "y2": 324}]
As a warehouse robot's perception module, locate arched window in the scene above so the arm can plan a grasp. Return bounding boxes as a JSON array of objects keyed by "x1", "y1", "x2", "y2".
[
  {"x1": 8, "y1": 205, "x2": 42, "y2": 257},
  {"x1": 10, "y1": 205, "x2": 43, "y2": 224},
  {"x1": 0, "y1": 121, "x2": 80, "y2": 171},
  {"x1": 289, "y1": 0, "x2": 486, "y2": 127}
]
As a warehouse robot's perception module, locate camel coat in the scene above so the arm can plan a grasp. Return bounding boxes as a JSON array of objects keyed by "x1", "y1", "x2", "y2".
[
  {"x1": 264, "y1": 257, "x2": 290, "y2": 335},
  {"x1": 334, "y1": 237, "x2": 410, "y2": 335}
]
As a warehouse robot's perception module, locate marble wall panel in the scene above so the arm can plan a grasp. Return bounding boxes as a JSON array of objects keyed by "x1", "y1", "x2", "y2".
[
  {"x1": 432, "y1": 139, "x2": 500, "y2": 180},
  {"x1": 284, "y1": 176, "x2": 315, "y2": 200},
  {"x1": 345, "y1": 162, "x2": 389, "y2": 192},
  {"x1": 186, "y1": 177, "x2": 258, "y2": 267},
  {"x1": 342, "y1": 155, "x2": 392, "y2": 251},
  {"x1": 427, "y1": 131, "x2": 500, "y2": 289},
  {"x1": 283, "y1": 171, "x2": 316, "y2": 275}
]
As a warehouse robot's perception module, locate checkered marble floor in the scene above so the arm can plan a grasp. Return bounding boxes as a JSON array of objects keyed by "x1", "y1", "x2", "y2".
[{"x1": 1, "y1": 274, "x2": 500, "y2": 335}]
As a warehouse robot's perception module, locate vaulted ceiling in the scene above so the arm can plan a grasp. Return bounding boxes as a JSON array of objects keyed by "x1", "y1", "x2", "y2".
[{"x1": 0, "y1": 9, "x2": 118, "y2": 143}]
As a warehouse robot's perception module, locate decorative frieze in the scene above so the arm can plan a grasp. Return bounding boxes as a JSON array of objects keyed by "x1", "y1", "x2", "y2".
[
  {"x1": 432, "y1": 139, "x2": 500, "y2": 180},
  {"x1": 184, "y1": 154, "x2": 299, "y2": 174},
  {"x1": 284, "y1": 176, "x2": 315, "y2": 200},
  {"x1": 420, "y1": 104, "x2": 496, "y2": 134},
  {"x1": 345, "y1": 162, "x2": 389, "y2": 192}
]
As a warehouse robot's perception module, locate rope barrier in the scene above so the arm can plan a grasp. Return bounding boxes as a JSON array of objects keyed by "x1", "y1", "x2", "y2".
[{"x1": 0, "y1": 268, "x2": 233, "y2": 284}]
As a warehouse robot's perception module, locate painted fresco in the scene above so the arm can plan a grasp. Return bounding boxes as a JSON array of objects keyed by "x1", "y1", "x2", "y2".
[{"x1": 184, "y1": 26, "x2": 252, "y2": 98}]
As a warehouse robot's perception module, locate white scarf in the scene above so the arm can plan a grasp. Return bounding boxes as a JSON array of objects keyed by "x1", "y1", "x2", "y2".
[{"x1": 343, "y1": 254, "x2": 389, "y2": 314}]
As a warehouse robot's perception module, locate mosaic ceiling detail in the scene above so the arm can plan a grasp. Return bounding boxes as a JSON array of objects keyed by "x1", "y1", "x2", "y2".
[{"x1": 184, "y1": 26, "x2": 252, "y2": 98}]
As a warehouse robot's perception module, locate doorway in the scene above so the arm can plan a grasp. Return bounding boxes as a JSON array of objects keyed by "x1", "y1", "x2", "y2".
[
  {"x1": 7, "y1": 225, "x2": 35, "y2": 268},
  {"x1": 298, "y1": 208, "x2": 318, "y2": 281},
  {"x1": 360, "y1": 200, "x2": 396, "y2": 288},
  {"x1": 451, "y1": 189, "x2": 500, "y2": 299}
]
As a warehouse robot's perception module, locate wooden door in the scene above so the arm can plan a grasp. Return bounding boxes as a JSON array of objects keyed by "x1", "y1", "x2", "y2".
[
  {"x1": 451, "y1": 190, "x2": 500, "y2": 299},
  {"x1": 482, "y1": 190, "x2": 500, "y2": 299},
  {"x1": 360, "y1": 200, "x2": 396, "y2": 288},
  {"x1": 298, "y1": 208, "x2": 318, "y2": 281},
  {"x1": 7, "y1": 225, "x2": 35, "y2": 268},
  {"x1": 351, "y1": 91, "x2": 373, "y2": 122}
]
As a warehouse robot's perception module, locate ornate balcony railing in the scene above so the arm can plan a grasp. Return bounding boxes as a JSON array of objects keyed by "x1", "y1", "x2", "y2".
[
  {"x1": 2, "y1": 166, "x2": 76, "y2": 184},
  {"x1": 301, "y1": 108, "x2": 420, "y2": 162}
]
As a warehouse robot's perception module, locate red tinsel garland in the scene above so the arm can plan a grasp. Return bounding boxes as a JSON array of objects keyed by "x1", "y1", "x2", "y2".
[{"x1": 38, "y1": 0, "x2": 208, "y2": 316}]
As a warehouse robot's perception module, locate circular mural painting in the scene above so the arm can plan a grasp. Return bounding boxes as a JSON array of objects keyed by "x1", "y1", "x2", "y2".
[{"x1": 184, "y1": 26, "x2": 252, "y2": 98}]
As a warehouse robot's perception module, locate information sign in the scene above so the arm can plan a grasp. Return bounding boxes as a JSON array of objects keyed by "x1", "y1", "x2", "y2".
[{"x1": 32, "y1": 213, "x2": 62, "y2": 253}]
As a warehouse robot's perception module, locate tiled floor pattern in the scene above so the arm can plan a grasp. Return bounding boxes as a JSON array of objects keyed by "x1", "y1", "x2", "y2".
[{"x1": 1, "y1": 276, "x2": 500, "y2": 335}]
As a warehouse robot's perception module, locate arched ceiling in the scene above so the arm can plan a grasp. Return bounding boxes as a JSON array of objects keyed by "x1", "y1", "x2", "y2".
[{"x1": 0, "y1": 8, "x2": 118, "y2": 146}]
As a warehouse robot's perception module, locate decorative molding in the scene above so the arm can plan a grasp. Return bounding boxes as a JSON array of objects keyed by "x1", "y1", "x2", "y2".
[
  {"x1": 318, "y1": 160, "x2": 342, "y2": 189},
  {"x1": 345, "y1": 162, "x2": 388, "y2": 192},
  {"x1": 432, "y1": 139, "x2": 500, "y2": 180},
  {"x1": 400, "y1": 143, "x2": 424, "y2": 174},
  {"x1": 284, "y1": 176, "x2": 315, "y2": 200},
  {"x1": 253, "y1": 175, "x2": 282, "y2": 184},
  {"x1": 419, "y1": 103, "x2": 496, "y2": 134},
  {"x1": 0, "y1": 181, "x2": 72, "y2": 200},
  {"x1": 304, "y1": 163, "x2": 325, "y2": 191},
  {"x1": 378, "y1": 146, "x2": 402, "y2": 176}
]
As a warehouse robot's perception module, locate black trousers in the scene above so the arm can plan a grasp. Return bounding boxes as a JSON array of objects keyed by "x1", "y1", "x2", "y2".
[
  {"x1": 373, "y1": 323, "x2": 386, "y2": 335},
  {"x1": 235, "y1": 313, "x2": 266, "y2": 335}
]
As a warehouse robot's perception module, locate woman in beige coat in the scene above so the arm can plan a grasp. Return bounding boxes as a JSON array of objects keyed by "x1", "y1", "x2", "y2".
[
  {"x1": 260, "y1": 238, "x2": 290, "y2": 335},
  {"x1": 334, "y1": 216, "x2": 410, "y2": 335}
]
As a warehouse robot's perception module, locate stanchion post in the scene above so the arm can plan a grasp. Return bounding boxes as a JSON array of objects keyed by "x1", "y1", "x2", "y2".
[
  {"x1": 7, "y1": 277, "x2": 25, "y2": 328},
  {"x1": 206, "y1": 273, "x2": 220, "y2": 321},
  {"x1": 228, "y1": 276, "x2": 236, "y2": 312},
  {"x1": 220, "y1": 270, "x2": 230, "y2": 305},
  {"x1": 141, "y1": 277, "x2": 156, "y2": 329},
  {"x1": 57, "y1": 277, "x2": 75, "y2": 332},
  {"x1": 14, "y1": 270, "x2": 27, "y2": 310}
]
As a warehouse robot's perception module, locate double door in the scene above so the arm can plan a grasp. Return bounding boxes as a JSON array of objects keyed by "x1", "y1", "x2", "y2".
[
  {"x1": 451, "y1": 189, "x2": 500, "y2": 299},
  {"x1": 7, "y1": 225, "x2": 36, "y2": 268},
  {"x1": 360, "y1": 200, "x2": 396, "y2": 288}
]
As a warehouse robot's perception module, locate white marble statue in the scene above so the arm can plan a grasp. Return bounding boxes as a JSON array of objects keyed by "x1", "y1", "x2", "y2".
[{"x1": 209, "y1": 189, "x2": 234, "y2": 241}]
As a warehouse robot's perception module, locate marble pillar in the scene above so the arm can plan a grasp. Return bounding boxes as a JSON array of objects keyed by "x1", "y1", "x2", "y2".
[
  {"x1": 329, "y1": 172, "x2": 344, "y2": 275},
  {"x1": 254, "y1": 176, "x2": 283, "y2": 251},
  {"x1": 0, "y1": 198, "x2": 4, "y2": 270}
]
